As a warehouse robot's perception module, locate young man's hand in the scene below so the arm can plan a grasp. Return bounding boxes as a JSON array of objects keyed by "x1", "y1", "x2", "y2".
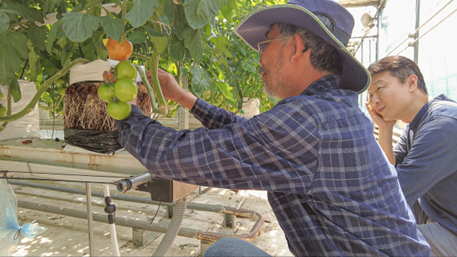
[{"x1": 365, "y1": 102, "x2": 396, "y2": 130}]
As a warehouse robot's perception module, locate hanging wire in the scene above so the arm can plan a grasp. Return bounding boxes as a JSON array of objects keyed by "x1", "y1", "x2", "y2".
[
  {"x1": 150, "y1": 202, "x2": 162, "y2": 224},
  {"x1": 19, "y1": 59, "x2": 29, "y2": 80},
  {"x1": 387, "y1": 0, "x2": 455, "y2": 56},
  {"x1": 396, "y1": 6, "x2": 457, "y2": 56}
]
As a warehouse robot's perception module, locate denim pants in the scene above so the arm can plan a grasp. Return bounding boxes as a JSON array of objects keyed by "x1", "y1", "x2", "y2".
[{"x1": 203, "y1": 237, "x2": 271, "y2": 257}]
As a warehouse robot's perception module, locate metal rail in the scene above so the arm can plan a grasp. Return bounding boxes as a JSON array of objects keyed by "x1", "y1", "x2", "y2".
[{"x1": 12, "y1": 180, "x2": 264, "y2": 243}]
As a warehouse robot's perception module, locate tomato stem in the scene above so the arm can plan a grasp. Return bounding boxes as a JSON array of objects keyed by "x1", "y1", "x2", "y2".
[
  {"x1": 133, "y1": 63, "x2": 160, "y2": 113},
  {"x1": 0, "y1": 90, "x2": 12, "y2": 131}
]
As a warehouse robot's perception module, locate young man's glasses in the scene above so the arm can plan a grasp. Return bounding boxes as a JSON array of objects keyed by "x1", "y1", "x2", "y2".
[{"x1": 257, "y1": 36, "x2": 293, "y2": 56}]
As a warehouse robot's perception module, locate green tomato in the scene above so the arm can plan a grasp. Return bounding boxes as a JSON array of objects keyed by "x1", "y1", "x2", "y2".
[
  {"x1": 116, "y1": 61, "x2": 137, "y2": 81},
  {"x1": 0, "y1": 91, "x2": 3, "y2": 101},
  {"x1": 55, "y1": 79, "x2": 66, "y2": 85},
  {"x1": 0, "y1": 105, "x2": 6, "y2": 117},
  {"x1": 98, "y1": 84, "x2": 115, "y2": 103},
  {"x1": 58, "y1": 87, "x2": 67, "y2": 96},
  {"x1": 114, "y1": 77, "x2": 137, "y2": 102},
  {"x1": 107, "y1": 101, "x2": 131, "y2": 120}
]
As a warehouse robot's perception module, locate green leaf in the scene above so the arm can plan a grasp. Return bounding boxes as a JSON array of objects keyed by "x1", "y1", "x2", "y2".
[
  {"x1": 164, "y1": 0, "x2": 176, "y2": 21},
  {"x1": 182, "y1": 28, "x2": 203, "y2": 63},
  {"x1": 215, "y1": 80, "x2": 234, "y2": 102},
  {"x1": 211, "y1": 36, "x2": 232, "y2": 58},
  {"x1": 40, "y1": 59, "x2": 59, "y2": 78},
  {"x1": 144, "y1": 25, "x2": 169, "y2": 54},
  {"x1": 27, "y1": 24, "x2": 47, "y2": 51},
  {"x1": 46, "y1": 20, "x2": 61, "y2": 54},
  {"x1": 8, "y1": 78, "x2": 21, "y2": 102},
  {"x1": 184, "y1": 0, "x2": 225, "y2": 29},
  {"x1": 174, "y1": 5, "x2": 187, "y2": 39},
  {"x1": 221, "y1": 4, "x2": 232, "y2": 22},
  {"x1": 144, "y1": 25, "x2": 165, "y2": 37},
  {"x1": 128, "y1": 31, "x2": 147, "y2": 44},
  {"x1": 4, "y1": 1, "x2": 44, "y2": 24},
  {"x1": 92, "y1": 30, "x2": 107, "y2": 60},
  {"x1": 169, "y1": 34, "x2": 186, "y2": 61},
  {"x1": 82, "y1": 42, "x2": 97, "y2": 62},
  {"x1": 8, "y1": 32, "x2": 28, "y2": 60},
  {"x1": 60, "y1": 44, "x2": 73, "y2": 67},
  {"x1": 41, "y1": 91, "x2": 53, "y2": 103},
  {"x1": 151, "y1": 36, "x2": 168, "y2": 54},
  {"x1": 100, "y1": 16, "x2": 124, "y2": 41},
  {"x1": 43, "y1": 0, "x2": 63, "y2": 16},
  {"x1": 0, "y1": 11, "x2": 9, "y2": 33},
  {"x1": 27, "y1": 40, "x2": 39, "y2": 81},
  {"x1": 61, "y1": 13, "x2": 100, "y2": 42},
  {"x1": 125, "y1": 0, "x2": 158, "y2": 28},
  {"x1": 228, "y1": 0, "x2": 237, "y2": 10},
  {"x1": 0, "y1": 32, "x2": 28, "y2": 85}
]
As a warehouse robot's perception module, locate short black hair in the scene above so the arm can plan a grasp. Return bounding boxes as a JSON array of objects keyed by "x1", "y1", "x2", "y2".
[{"x1": 367, "y1": 56, "x2": 427, "y2": 94}]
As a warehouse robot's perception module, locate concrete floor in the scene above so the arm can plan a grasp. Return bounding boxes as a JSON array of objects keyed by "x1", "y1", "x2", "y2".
[{"x1": 9, "y1": 181, "x2": 293, "y2": 257}]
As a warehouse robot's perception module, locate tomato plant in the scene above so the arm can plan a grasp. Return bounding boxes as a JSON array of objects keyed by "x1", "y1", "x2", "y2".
[
  {"x1": 116, "y1": 61, "x2": 136, "y2": 81},
  {"x1": 106, "y1": 38, "x2": 133, "y2": 61},
  {"x1": 0, "y1": 0, "x2": 283, "y2": 128},
  {"x1": 114, "y1": 77, "x2": 138, "y2": 102},
  {"x1": 98, "y1": 84, "x2": 115, "y2": 103},
  {"x1": 107, "y1": 101, "x2": 132, "y2": 120}
]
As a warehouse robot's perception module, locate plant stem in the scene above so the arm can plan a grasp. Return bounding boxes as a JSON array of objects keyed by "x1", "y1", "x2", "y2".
[
  {"x1": 133, "y1": 63, "x2": 160, "y2": 113},
  {"x1": 0, "y1": 90, "x2": 12, "y2": 131},
  {"x1": 0, "y1": 58, "x2": 90, "y2": 122},
  {"x1": 149, "y1": 13, "x2": 168, "y2": 115},
  {"x1": 131, "y1": 53, "x2": 150, "y2": 62}
]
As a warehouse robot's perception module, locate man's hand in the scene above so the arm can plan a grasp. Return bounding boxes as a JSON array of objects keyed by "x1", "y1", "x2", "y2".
[
  {"x1": 146, "y1": 68, "x2": 197, "y2": 110},
  {"x1": 365, "y1": 102, "x2": 396, "y2": 130}
]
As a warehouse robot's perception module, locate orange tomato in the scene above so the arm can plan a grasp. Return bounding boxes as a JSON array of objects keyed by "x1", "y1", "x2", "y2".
[{"x1": 106, "y1": 38, "x2": 133, "y2": 61}]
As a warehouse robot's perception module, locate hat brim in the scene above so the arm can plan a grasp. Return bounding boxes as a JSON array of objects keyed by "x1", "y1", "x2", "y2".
[{"x1": 234, "y1": 5, "x2": 370, "y2": 93}]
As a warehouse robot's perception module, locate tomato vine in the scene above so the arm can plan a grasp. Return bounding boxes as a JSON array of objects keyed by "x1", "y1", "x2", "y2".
[{"x1": 0, "y1": 0, "x2": 283, "y2": 129}]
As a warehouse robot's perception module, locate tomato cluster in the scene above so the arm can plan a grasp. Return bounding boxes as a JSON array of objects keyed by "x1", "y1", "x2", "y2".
[{"x1": 98, "y1": 61, "x2": 138, "y2": 120}]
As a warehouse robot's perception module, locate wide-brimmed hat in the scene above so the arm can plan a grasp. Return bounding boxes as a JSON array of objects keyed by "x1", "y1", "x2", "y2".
[{"x1": 234, "y1": 0, "x2": 370, "y2": 93}]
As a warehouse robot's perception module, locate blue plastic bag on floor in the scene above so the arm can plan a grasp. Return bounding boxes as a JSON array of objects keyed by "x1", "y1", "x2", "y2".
[{"x1": 0, "y1": 180, "x2": 47, "y2": 256}]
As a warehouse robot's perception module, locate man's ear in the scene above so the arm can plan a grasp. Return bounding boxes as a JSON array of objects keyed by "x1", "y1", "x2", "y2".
[
  {"x1": 407, "y1": 74, "x2": 419, "y2": 91},
  {"x1": 291, "y1": 33, "x2": 307, "y2": 63}
]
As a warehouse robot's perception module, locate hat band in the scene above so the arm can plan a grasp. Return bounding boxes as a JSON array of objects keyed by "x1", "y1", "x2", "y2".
[{"x1": 332, "y1": 27, "x2": 350, "y2": 47}]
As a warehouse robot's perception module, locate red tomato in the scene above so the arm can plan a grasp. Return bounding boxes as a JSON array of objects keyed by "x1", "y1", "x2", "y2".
[{"x1": 106, "y1": 38, "x2": 133, "y2": 61}]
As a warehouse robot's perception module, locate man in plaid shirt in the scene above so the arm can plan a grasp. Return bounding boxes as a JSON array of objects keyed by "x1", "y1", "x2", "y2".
[{"x1": 115, "y1": 0, "x2": 430, "y2": 256}]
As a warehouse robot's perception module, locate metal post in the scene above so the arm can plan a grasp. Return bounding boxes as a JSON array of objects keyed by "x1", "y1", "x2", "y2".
[
  {"x1": 85, "y1": 183, "x2": 94, "y2": 257},
  {"x1": 414, "y1": 0, "x2": 421, "y2": 64}
]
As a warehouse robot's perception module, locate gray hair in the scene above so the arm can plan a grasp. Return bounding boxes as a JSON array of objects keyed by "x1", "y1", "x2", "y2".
[{"x1": 276, "y1": 18, "x2": 343, "y2": 75}]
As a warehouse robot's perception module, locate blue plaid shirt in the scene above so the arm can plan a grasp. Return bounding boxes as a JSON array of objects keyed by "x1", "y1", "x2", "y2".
[{"x1": 115, "y1": 75, "x2": 430, "y2": 256}]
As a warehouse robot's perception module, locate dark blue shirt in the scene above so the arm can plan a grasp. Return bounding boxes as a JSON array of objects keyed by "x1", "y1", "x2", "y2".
[
  {"x1": 115, "y1": 75, "x2": 430, "y2": 256},
  {"x1": 394, "y1": 94, "x2": 457, "y2": 235}
]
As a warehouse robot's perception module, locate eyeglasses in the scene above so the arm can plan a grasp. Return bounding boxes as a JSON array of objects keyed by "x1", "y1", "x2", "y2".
[{"x1": 257, "y1": 36, "x2": 293, "y2": 56}]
